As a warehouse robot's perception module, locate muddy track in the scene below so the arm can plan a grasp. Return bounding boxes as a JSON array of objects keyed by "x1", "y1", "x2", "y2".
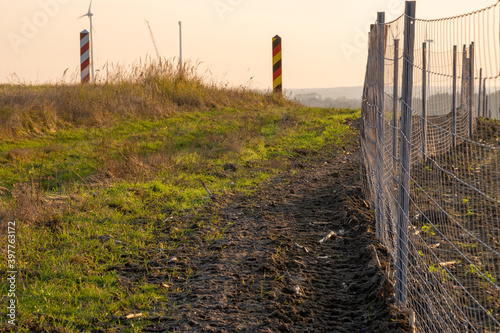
[{"x1": 140, "y1": 147, "x2": 411, "y2": 332}]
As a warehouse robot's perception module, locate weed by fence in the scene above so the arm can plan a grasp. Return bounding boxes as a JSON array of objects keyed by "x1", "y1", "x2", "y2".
[{"x1": 361, "y1": 1, "x2": 500, "y2": 332}]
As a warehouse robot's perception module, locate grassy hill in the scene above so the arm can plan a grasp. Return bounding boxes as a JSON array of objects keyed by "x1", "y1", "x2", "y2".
[{"x1": 0, "y1": 62, "x2": 360, "y2": 332}]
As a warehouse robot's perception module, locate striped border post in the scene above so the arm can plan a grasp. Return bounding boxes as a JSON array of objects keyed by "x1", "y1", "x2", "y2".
[
  {"x1": 272, "y1": 35, "x2": 282, "y2": 94},
  {"x1": 80, "y1": 30, "x2": 90, "y2": 83}
]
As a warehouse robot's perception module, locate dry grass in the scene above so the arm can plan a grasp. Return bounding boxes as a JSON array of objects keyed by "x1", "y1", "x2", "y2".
[{"x1": 0, "y1": 59, "x2": 290, "y2": 138}]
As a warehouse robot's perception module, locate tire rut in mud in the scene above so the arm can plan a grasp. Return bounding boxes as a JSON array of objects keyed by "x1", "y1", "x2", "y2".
[{"x1": 145, "y1": 151, "x2": 411, "y2": 332}]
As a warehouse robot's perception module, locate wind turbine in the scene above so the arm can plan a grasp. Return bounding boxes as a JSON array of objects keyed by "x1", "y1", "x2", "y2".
[
  {"x1": 145, "y1": 20, "x2": 161, "y2": 60},
  {"x1": 78, "y1": 0, "x2": 95, "y2": 82}
]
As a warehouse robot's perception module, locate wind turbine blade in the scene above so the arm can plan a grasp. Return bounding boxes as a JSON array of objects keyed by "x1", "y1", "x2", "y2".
[
  {"x1": 88, "y1": 0, "x2": 93, "y2": 13},
  {"x1": 77, "y1": 13, "x2": 88, "y2": 19}
]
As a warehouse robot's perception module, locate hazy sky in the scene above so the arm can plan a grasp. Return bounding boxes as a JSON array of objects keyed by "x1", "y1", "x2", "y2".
[{"x1": 1, "y1": 0, "x2": 497, "y2": 89}]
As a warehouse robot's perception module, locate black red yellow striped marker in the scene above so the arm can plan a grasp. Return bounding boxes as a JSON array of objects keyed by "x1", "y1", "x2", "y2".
[{"x1": 272, "y1": 35, "x2": 282, "y2": 94}]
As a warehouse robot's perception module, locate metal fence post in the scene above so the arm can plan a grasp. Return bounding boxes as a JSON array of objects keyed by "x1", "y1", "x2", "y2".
[
  {"x1": 422, "y1": 42, "x2": 427, "y2": 160},
  {"x1": 469, "y1": 42, "x2": 474, "y2": 137},
  {"x1": 452, "y1": 45, "x2": 457, "y2": 147},
  {"x1": 478, "y1": 68, "x2": 482, "y2": 117},
  {"x1": 361, "y1": 25, "x2": 378, "y2": 203},
  {"x1": 485, "y1": 95, "x2": 489, "y2": 118},
  {"x1": 461, "y1": 45, "x2": 468, "y2": 109},
  {"x1": 393, "y1": 39, "x2": 400, "y2": 173},
  {"x1": 375, "y1": 11, "x2": 386, "y2": 240},
  {"x1": 396, "y1": 0, "x2": 416, "y2": 308},
  {"x1": 272, "y1": 35, "x2": 283, "y2": 94},
  {"x1": 482, "y1": 80, "x2": 486, "y2": 117},
  {"x1": 179, "y1": 21, "x2": 183, "y2": 76},
  {"x1": 360, "y1": 40, "x2": 370, "y2": 195}
]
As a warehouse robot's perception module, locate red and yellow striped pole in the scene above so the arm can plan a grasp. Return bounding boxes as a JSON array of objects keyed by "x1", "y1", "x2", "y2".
[
  {"x1": 80, "y1": 30, "x2": 90, "y2": 83},
  {"x1": 272, "y1": 35, "x2": 282, "y2": 94}
]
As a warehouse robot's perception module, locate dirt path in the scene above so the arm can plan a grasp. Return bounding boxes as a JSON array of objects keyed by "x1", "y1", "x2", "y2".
[{"x1": 140, "y1": 145, "x2": 411, "y2": 332}]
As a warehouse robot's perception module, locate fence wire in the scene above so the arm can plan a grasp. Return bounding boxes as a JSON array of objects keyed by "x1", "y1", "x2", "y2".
[{"x1": 361, "y1": 1, "x2": 500, "y2": 332}]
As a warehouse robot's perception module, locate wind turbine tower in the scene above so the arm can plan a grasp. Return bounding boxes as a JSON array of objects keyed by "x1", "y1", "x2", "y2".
[{"x1": 79, "y1": 0, "x2": 95, "y2": 82}]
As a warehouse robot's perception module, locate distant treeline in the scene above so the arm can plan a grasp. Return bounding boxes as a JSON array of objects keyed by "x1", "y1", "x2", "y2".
[
  {"x1": 293, "y1": 93, "x2": 361, "y2": 109},
  {"x1": 411, "y1": 90, "x2": 500, "y2": 119},
  {"x1": 292, "y1": 90, "x2": 500, "y2": 118}
]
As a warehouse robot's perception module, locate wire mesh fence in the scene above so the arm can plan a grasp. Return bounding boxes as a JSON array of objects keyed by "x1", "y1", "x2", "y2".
[{"x1": 361, "y1": 1, "x2": 500, "y2": 332}]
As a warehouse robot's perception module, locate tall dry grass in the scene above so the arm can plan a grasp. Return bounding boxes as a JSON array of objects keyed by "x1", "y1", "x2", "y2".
[{"x1": 0, "y1": 59, "x2": 289, "y2": 138}]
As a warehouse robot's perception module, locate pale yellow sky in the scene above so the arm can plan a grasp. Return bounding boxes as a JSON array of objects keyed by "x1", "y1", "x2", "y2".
[{"x1": 1, "y1": 0, "x2": 497, "y2": 89}]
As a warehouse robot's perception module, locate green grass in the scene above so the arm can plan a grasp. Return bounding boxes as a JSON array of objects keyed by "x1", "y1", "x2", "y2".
[{"x1": 0, "y1": 70, "x2": 359, "y2": 332}]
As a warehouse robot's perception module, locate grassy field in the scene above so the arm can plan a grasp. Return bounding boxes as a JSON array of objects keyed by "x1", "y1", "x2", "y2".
[{"x1": 0, "y1": 63, "x2": 360, "y2": 332}]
